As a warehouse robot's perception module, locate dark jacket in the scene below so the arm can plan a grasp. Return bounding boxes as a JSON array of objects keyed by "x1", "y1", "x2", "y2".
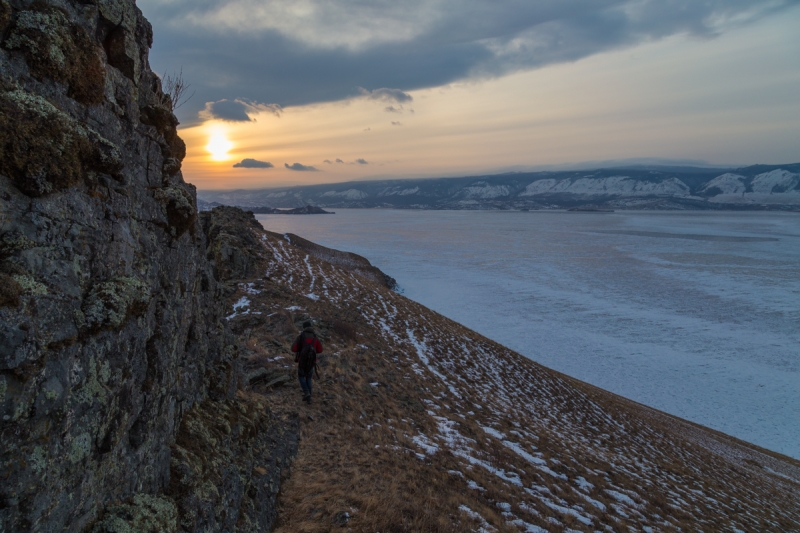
[{"x1": 292, "y1": 327, "x2": 323, "y2": 364}]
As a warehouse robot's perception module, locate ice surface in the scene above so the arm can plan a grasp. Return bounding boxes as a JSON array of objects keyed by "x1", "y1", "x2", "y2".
[{"x1": 257, "y1": 209, "x2": 800, "y2": 459}]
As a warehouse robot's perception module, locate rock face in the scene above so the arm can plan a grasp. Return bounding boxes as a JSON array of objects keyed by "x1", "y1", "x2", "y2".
[{"x1": 0, "y1": 1, "x2": 295, "y2": 532}]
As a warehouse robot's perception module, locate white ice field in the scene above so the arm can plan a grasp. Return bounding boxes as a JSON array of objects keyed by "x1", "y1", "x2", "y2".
[{"x1": 257, "y1": 209, "x2": 800, "y2": 459}]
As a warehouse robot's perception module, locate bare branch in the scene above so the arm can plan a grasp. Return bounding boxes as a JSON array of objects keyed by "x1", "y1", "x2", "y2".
[{"x1": 161, "y1": 68, "x2": 195, "y2": 111}]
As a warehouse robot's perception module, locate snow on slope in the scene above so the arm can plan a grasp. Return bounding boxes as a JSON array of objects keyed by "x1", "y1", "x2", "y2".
[
  {"x1": 460, "y1": 182, "x2": 512, "y2": 199},
  {"x1": 703, "y1": 170, "x2": 800, "y2": 204},
  {"x1": 378, "y1": 186, "x2": 420, "y2": 197},
  {"x1": 519, "y1": 176, "x2": 690, "y2": 197},
  {"x1": 699, "y1": 173, "x2": 747, "y2": 195},
  {"x1": 751, "y1": 169, "x2": 799, "y2": 193},
  {"x1": 247, "y1": 222, "x2": 800, "y2": 533},
  {"x1": 322, "y1": 189, "x2": 368, "y2": 200}
]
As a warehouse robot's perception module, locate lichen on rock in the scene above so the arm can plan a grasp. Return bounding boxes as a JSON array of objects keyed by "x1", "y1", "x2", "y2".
[
  {"x1": 4, "y1": 4, "x2": 106, "y2": 104},
  {"x1": 10, "y1": 272, "x2": 47, "y2": 295},
  {"x1": 162, "y1": 157, "x2": 181, "y2": 177},
  {"x1": 91, "y1": 494, "x2": 178, "y2": 533},
  {"x1": 168, "y1": 395, "x2": 298, "y2": 532},
  {"x1": 155, "y1": 185, "x2": 196, "y2": 237},
  {"x1": 82, "y1": 276, "x2": 150, "y2": 330},
  {"x1": 0, "y1": 230, "x2": 37, "y2": 256},
  {"x1": 0, "y1": 89, "x2": 122, "y2": 196},
  {"x1": 140, "y1": 104, "x2": 185, "y2": 161}
]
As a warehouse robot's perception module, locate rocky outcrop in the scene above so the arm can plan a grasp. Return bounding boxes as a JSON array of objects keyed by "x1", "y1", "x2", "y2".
[
  {"x1": 0, "y1": 1, "x2": 294, "y2": 532},
  {"x1": 265, "y1": 230, "x2": 399, "y2": 290},
  {"x1": 201, "y1": 206, "x2": 272, "y2": 283}
]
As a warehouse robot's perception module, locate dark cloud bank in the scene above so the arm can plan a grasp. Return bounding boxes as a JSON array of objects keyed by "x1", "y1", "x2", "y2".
[
  {"x1": 233, "y1": 158, "x2": 273, "y2": 168},
  {"x1": 201, "y1": 99, "x2": 282, "y2": 122},
  {"x1": 285, "y1": 163, "x2": 319, "y2": 171},
  {"x1": 140, "y1": 0, "x2": 799, "y2": 122},
  {"x1": 325, "y1": 158, "x2": 368, "y2": 165}
]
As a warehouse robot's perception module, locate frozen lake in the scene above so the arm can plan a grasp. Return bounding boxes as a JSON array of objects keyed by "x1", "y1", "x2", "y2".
[{"x1": 257, "y1": 209, "x2": 800, "y2": 459}]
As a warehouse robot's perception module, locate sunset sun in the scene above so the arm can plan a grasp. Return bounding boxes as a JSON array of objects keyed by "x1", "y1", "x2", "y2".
[{"x1": 206, "y1": 128, "x2": 233, "y2": 161}]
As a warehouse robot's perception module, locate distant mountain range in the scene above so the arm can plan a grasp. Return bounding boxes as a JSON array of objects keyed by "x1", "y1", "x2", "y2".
[
  {"x1": 198, "y1": 163, "x2": 800, "y2": 211},
  {"x1": 198, "y1": 203, "x2": 333, "y2": 215}
]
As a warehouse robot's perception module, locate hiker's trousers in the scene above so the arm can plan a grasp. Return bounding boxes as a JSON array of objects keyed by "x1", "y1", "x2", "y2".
[{"x1": 298, "y1": 372, "x2": 313, "y2": 396}]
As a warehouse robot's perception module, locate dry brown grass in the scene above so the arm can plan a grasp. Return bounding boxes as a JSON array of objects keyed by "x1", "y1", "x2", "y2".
[{"x1": 331, "y1": 320, "x2": 359, "y2": 343}]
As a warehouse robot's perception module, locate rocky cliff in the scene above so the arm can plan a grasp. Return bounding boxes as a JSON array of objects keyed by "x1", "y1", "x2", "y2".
[{"x1": 0, "y1": 1, "x2": 295, "y2": 531}]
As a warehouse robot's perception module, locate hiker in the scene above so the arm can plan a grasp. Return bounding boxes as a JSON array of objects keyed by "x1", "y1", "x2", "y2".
[{"x1": 291, "y1": 321, "x2": 323, "y2": 403}]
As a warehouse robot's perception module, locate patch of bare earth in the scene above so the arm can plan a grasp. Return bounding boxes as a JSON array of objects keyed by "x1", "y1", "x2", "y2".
[{"x1": 222, "y1": 214, "x2": 800, "y2": 533}]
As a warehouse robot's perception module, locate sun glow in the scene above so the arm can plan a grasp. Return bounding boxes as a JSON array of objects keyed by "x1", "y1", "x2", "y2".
[{"x1": 206, "y1": 128, "x2": 233, "y2": 161}]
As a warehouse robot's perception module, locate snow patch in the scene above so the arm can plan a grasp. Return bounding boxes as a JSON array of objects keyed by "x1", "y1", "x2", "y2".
[
  {"x1": 520, "y1": 176, "x2": 690, "y2": 197},
  {"x1": 226, "y1": 297, "x2": 251, "y2": 319},
  {"x1": 461, "y1": 182, "x2": 511, "y2": 199},
  {"x1": 700, "y1": 173, "x2": 747, "y2": 195},
  {"x1": 321, "y1": 189, "x2": 368, "y2": 200}
]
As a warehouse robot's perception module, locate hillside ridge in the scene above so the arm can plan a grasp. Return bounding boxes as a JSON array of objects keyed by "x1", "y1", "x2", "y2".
[
  {"x1": 199, "y1": 163, "x2": 800, "y2": 211},
  {"x1": 215, "y1": 206, "x2": 800, "y2": 532}
]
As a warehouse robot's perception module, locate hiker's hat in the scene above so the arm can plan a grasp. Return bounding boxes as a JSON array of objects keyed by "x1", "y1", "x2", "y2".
[{"x1": 303, "y1": 321, "x2": 312, "y2": 328}]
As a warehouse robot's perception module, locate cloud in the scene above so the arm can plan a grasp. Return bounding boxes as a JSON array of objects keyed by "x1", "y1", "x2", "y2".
[
  {"x1": 358, "y1": 87, "x2": 413, "y2": 103},
  {"x1": 391, "y1": 121, "x2": 403, "y2": 126},
  {"x1": 200, "y1": 98, "x2": 282, "y2": 122},
  {"x1": 233, "y1": 158, "x2": 274, "y2": 168},
  {"x1": 356, "y1": 158, "x2": 368, "y2": 165},
  {"x1": 284, "y1": 162, "x2": 319, "y2": 171},
  {"x1": 201, "y1": 99, "x2": 250, "y2": 121},
  {"x1": 323, "y1": 159, "x2": 333, "y2": 164},
  {"x1": 384, "y1": 105, "x2": 403, "y2": 113},
  {"x1": 335, "y1": 158, "x2": 344, "y2": 163},
  {"x1": 141, "y1": 0, "x2": 796, "y2": 118}
]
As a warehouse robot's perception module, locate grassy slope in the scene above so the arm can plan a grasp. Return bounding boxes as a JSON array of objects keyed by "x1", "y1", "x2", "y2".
[{"x1": 222, "y1": 214, "x2": 799, "y2": 533}]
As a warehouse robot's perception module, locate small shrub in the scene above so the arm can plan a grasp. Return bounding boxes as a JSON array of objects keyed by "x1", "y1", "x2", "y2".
[
  {"x1": 333, "y1": 320, "x2": 358, "y2": 342},
  {"x1": 160, "y1": 68, "x2": 195, "y2": 111}
]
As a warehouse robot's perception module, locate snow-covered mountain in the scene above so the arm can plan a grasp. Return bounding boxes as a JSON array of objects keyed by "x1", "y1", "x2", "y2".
[
  {"x1": 699, "y1": 169, "x2": 800, "y2": 205},
  {"x1": 199, "y1": 163, "x2": 800, "y2": 210}
]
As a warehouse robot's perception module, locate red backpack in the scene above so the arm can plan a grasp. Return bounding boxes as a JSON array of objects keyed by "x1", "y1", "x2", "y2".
[{"x1": 297, "y1": 333, "x2": 318, "y2": 376}]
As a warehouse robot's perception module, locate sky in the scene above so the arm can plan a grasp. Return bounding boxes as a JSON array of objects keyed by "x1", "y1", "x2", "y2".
[{"x1": 137, "y1": 0, "x2": 800, "y2": 190}]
